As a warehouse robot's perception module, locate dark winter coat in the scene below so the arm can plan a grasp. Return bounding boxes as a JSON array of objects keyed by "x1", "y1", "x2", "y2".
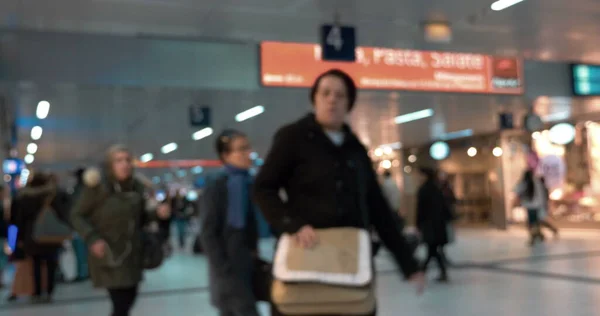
[
  {"x1": 14, "y1": 184, "x2": 67, "y2": 257},
  {"x1": 200, "y1": 170, "x2": 259, "y2": 310},
  {"x1": 253, "y1": 113, "x2": 418, "y2": 279},
  {"x1": 416, "y1": 180, "x2": 452, "y2": 246},
  {"x1": 70, "y1": 168, "x2": 156, "y2": 289}
]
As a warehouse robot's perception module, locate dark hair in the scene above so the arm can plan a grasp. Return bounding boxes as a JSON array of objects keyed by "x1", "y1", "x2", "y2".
[
  {"x1": 74, "y1": 167, "x2": 85, "y2": 181},
  {"x1": 383, "y1": 171, "x2": 392, "y2": 178},
  {"x1": 28, "y1": 171, "x2": 49, "y2": 187},
  {"x1": 418, "y1": 167, "x2": 437, "y2": 181},
  {"x1": 522, "y1": 170, "x2": 535, "y2": 200},
  {"x1": 310, "y1": 69, "x2": 357, "y2": 111},
  {"x1": 215, "y1": 129, "x2": 247, "y2": 161}
]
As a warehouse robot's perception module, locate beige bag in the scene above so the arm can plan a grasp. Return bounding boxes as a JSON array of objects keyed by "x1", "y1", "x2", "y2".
[{"x1": 271, "y1": 227, "x2": 375, "y2": 315}]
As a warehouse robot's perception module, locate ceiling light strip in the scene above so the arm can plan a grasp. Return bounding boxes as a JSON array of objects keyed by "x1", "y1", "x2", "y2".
[
  {"x1": 235, "y1": 106, "x2": 265, "y2": 122},
  {"x1": 491, "y1": 0, "x2": 525, "y2": 11},
  {"x1": 394, "y1": 109, "x2": 434, "y2": 124}
]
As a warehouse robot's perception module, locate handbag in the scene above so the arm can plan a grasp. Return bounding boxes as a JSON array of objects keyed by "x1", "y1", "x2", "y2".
[
  {"x1": 252, "y1": 257, "x2": 272, "y2": 302},
  {"x1": 446, "y1": 223, "x2": 455, "y2": 244},
  {"x1": 271, "y1": 157, "x2": 378, "y2": 315},
  {"x1": 142, "y1": 230, "x2": 163, "y2": 270},
  {"x1": 33, "y1": 194, "x2": 71, "y2": 244},
  {"x1": 271, "y1": 227, "x2": 375, "y2": 315}
]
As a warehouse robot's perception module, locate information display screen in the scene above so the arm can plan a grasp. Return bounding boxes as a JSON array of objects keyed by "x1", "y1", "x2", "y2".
[{"x1": 571, "y1": 64, "x2": 600, "y2": 96}]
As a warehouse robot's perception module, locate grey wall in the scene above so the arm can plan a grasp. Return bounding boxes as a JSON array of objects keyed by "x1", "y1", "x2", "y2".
[
  {"x1": 524, "y1": 61, "x2": 572, "y2": 98},
  {"x1": 0, "y1": 30, "x2": 573, "y2": 96},
  {"x1": 0, "y1": 31, "x2": 259, "y2": 90}
]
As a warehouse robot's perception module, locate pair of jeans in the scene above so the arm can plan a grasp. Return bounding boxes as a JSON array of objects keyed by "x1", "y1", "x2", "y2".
[
  {"x1": 32, "y1": 254, "x2": 58, "y2": 296},
  {"x1": 72, "y1": 236, "x2": 89, "y2": 279},
  {"x1": 108, "y1": 286, "x2": 138, "y2": 316},
  {"x1": 174, "y1": 218, "x2": 188, "y2": 248}
]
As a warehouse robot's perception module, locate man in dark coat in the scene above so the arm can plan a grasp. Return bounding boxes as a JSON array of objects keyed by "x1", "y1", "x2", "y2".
[{"x1": 416, "y1": 167, "x2": 452, "y2": 282}]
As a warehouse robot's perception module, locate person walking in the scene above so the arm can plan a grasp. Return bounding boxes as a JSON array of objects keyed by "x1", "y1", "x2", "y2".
[{"x1": 253, "y1": 69, "x2": 425, "y2": 316}]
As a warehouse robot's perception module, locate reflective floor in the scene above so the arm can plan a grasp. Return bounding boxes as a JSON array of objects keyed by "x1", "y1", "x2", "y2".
[{"x1": 2, "y1": 228, "x2": 600, "y2": 315}]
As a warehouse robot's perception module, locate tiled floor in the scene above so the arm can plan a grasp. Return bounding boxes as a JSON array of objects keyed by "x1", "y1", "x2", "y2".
[{"x1": 2, "y1": 227, "x2": 600, "y2": 315}]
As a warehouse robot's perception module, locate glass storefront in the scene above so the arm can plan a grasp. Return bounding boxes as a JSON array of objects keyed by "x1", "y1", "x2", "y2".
[{"x1": 510, "y1": 121, "x2": 600, "y2": 227}]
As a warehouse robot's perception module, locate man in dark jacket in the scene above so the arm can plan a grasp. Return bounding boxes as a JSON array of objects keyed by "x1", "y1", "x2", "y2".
[
  {"x1": 253, "y1": 69, "x2": 425, "y2": 316},
  {"x1": 417, "y1": 167, "x2": 452, "y2": 282}
]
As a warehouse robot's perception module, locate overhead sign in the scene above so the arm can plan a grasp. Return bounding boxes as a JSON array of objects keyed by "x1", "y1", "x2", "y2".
[
  {"x1": 3, "y1": 158, "x2": 24, "y2": 175},
  {"x1": 320, "y1": 24, "x2": 356, "y2": 62},
  {"x1": 571, "y1": 64, "x2": 600, "y2": 96},
  {"x1": 260, "y1": 41, "x2": 524, "y2": 94},
  {"x1": 189, "y1": 105, "x2": 211, "y2": 127}
]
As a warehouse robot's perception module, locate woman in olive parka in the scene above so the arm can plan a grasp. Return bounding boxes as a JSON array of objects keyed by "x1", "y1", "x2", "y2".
[{"x1": 70, "y1": 145, "x2": 170, "y2": 316}]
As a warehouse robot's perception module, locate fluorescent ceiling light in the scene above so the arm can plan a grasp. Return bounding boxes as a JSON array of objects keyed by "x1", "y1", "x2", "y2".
[
  {"x1": 549, "y1": 123, "x2": 576, "y2": 145},
  {"x1": 378, "y1": 142, "x2": 403, "y2": 149},
  {"x1": 235, "y1": 105, "x2": 265, "y2": 122},
  {"x1": 161, "y1": 142, "x2": 178, "y2": 154},
  {"x1": 140, "y1": 153, "x2": 154, "y2": 163},
  {"x1": 542, "y1": 111, "x2": 570, "y2": 123},
  {"x1": 491, "y1": 0, "x2": 525, "y2": 11},
  {"x1": 31, "y1": 126, "x2": 43, "y2": 140},
  {"x1": 36, "y1": 101, "x2": 50, "y2": 119},
  {"x1": 430, "y1": 141, "x2": 450, "y2": 160},
  {"x1": 394, "y1": 109, "x2": 434, "y2": 124},
  {"x1": 24, "y1": 154, "x2": 35, "y2": 164},
  {"x1": 192, "y1": 127, "x2": 213, "y2": 140},
  {"x1": 440, "y1": 129, "x2": 473, "y2": 141},
  {"x1": 27, "y1": 143, "x2": 38, "y2": 154}
]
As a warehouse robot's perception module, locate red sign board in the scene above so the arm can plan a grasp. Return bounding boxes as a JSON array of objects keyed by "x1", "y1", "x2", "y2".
[{"x1": 260, "y1": 41, "x2": 523, "y2": 94}]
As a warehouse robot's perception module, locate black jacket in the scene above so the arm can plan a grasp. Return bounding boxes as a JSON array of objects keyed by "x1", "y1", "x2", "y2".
[
  {"x1": 14, "y1": 185, "x2": 67, "y2": 256},
  {"x1": 253, "y1": 113, "x2": 418, "y2": 278},
  {"x1": 200, "y1": 170, "x2": 258, "y2": 309},
  {"x1": 416, "y1": 180, "x2": 451, "y2": 246}
]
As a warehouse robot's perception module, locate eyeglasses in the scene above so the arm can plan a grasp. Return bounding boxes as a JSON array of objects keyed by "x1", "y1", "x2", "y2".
[{"x1": 231, "y1": 144, "x2": 252, "y2": 153}]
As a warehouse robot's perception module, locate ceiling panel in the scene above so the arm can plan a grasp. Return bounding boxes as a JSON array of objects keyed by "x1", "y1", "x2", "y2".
[
  {"x1": 4, "y1": 0, "x2": 600, "y2": 178},
  {"x1": 0, "y1": 0, "x2": 598, "y2": 62}
]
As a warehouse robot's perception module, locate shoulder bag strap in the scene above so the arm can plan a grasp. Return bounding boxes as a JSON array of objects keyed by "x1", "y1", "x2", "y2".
[{"x1": 37, "y1": 192, "x2": 57, "y2": 221}]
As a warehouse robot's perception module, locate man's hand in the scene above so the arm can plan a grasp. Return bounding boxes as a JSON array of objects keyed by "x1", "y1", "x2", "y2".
[
  {"x1": 90, "y1": 240, "x2": 107, "y2": 259},
  {"x1": 293, "y1": 225, "x2": 318, "y2": 248},
  {"x1": 409, "y1": 271, "x2": 426, "y2": 295}
]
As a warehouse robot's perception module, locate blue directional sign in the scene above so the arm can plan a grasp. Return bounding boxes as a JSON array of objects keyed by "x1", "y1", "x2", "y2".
[
  {"x1": 320, "y1": 24, "x2": 356, "y2": 62},
  {"x1": 189, "y1": 106, "x2": 211, "y2": 127}
]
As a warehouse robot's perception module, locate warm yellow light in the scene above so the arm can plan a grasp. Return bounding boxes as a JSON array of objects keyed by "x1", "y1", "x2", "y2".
[{"x1": 549, "y1": 189, "x2": 563, "y2": 201}]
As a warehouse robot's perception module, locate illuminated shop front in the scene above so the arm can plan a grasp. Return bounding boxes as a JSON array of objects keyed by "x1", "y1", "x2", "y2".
[{"x1": 509, "y1": 121, "x2": 600, "y2": 228}]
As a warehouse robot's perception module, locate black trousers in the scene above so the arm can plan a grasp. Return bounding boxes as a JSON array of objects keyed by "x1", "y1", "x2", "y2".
[
  {"x1": 108, "y1": 286, "x2": 138, "y2": 316},
  {"x1": 219, "y1": 305, "x2": 260, "y2": 316},
  {"x1": 32, "y1": 254, "x2": 58, "y2": 296},
  {"x1": 422, "y1": 244, "x2": 448, "y2": 277}
]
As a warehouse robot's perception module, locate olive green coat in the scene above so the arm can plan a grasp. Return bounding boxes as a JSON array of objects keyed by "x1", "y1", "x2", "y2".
[{"x1": 70, "y1": 172, "x2": 153, "y2": 289}]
